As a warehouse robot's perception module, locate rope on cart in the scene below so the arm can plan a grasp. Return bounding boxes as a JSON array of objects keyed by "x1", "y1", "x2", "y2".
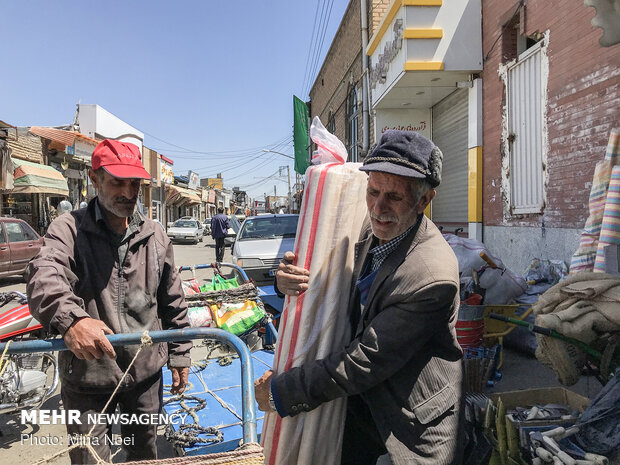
[
  {"x1": 184, "y1": 283, "x2": 261, "y2": 304},
  {"x1": 33, "y1": 331, "x2": 153, "y2": 465},
  {"x1": 164, "y1": 423, "x2": 223, "y2": 448},
  {"x1": 162, "y1": 393, "x2": 225, "y2": 448},
  {"x1": 163, "y1": 395, "x2": 207, "y2": 424}
]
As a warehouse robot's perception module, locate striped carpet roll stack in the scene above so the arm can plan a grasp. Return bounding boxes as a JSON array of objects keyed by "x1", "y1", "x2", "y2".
[
  {"x1": 594, "y1": 164, "x2": 620, "y2": 272},
  {"x1": 570, "y1": 129, "x2": 619, "y2": 274},
  {"x1": 261, "y1": 161, "x2": 369, "y2": 465}
]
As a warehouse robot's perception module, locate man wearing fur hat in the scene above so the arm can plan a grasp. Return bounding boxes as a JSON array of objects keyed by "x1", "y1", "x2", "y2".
[{"x1": 256, "y1": 130, "x2": 464, "y2": 464}]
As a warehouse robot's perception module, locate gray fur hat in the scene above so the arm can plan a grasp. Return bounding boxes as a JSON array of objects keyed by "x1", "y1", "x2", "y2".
[{"x1": 360, "y1": 130, "x2": 443, "y2": 187}]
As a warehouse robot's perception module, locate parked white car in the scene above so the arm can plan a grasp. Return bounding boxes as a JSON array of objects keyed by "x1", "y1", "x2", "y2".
[
  {"x1": 167, "y1": 217, "x2": 204, "y2": 244},
  {"x1": 232, "y1": 214, "x2": 299, "y2": 284}
]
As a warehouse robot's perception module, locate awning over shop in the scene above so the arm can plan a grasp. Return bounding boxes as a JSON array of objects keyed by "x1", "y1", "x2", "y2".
[
  {"x1": 28, "y1": 127, "x2": 99, "y2": 148},
  {"x1": 11, "y1": 158, "x2": 69, "y2": 196},
  {"x1": 166, "y1": 185, "x2": 201, "y2": 205}
]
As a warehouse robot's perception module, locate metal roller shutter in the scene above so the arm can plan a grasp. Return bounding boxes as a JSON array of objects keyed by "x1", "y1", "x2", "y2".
[{"x1": 431, "y1": 88, "x2": 468, "y2": 227}]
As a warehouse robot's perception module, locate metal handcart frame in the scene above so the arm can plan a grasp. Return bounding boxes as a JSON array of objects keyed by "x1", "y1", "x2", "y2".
[
  {"x1": 0, "y1": 328, "x2": 260, "y2": 448},
  {"x1": 482, "y1": 304, "x2": 533, "y2": 369}
]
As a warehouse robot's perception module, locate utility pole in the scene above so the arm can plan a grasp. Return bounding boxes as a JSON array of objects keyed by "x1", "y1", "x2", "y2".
[{"x1": 287, "y1": 165, "x2": 292, "y2": 213}]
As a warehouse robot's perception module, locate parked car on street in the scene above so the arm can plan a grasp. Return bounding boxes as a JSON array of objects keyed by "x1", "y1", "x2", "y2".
[
  {"x1": 167, "y1": 217, "x2": 204, "y2": 244},
  {"x1": 0, "y1": 217, "x2": 44, "y2": 279},
  {"x1": 232, "y1": 214, "x2": 299, "y2": 284}
]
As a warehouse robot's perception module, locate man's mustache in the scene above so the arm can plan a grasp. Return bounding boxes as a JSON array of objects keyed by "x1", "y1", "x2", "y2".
[
  {"x1": 370, "y1": 211, "x2": 398, "y2": 223},
  {"x1": 115, "y1": 197, "x2": 137, "y2": 204}
]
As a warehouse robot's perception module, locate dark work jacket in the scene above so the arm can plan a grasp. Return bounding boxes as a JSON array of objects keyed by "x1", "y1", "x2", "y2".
[
  {"x1": 27, "y1": 199, "x2": 191, "y2": 392},
  {"x1": 210, "y1": 214, "x2": 230, "y2": 239}
]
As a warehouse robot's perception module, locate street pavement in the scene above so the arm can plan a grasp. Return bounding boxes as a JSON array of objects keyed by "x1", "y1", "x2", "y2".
[{"x1": 0, "y1": 236, "x2": 603, "y2": 463}]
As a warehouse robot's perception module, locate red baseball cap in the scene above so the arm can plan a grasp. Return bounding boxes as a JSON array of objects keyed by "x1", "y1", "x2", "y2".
[{"x1": 91, "y1": 139, "x2": 150, "y2": 180}]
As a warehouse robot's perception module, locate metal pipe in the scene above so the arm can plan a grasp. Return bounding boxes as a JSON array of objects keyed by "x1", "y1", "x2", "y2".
[
  {"x1": 178, "y1": 263, "x2": 250, "y2": 282},
  {"x1": 41, "y1": 352, "x2": 59, "y2": 405},
  {"x1": 361, "y1": 0, "x2": 370, "y2": 158},
  {"x1": 487, "y1": 313, "x2": 608, "y2": 361},
  {"x1": 0, "y1": 328, "x2": 258, "y2": 445},
  {"x1": 0, "y1": 392, "x2": 47, "y2": 414}
]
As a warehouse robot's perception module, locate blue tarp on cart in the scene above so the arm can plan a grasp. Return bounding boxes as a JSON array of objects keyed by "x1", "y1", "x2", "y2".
[{"x1": 162, "y1": 349, "x2": 274, "y2": 456}]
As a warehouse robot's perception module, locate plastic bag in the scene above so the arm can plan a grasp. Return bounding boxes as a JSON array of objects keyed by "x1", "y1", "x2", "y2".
[
  {"x1": 574, "y1": 367, "x2": 620, "y2": 455},
  {"x1": 210, "y1": 300, "x2": 267, "y2": 336},
  {"x1": 199, "y1": 275, "x2": 239, "y2": 292},
  {"x1": 310, "y1": 116, "x2": 347, "y2": 164},
  {"x1": 182, "y1": 278, "x2": 200, "y2": 296},
  {"x1": 443, "y1": 233, "x2": 526, "y2": 304},
  {"x1": 443, "y1": 234, "x2": 493, "y2": 277},
  {"x1": 478, "y1": 267, "x2": 527, "y2": 305},
  {"x1": 187, "y1": 305, "x2": 214, "y2": 328}
]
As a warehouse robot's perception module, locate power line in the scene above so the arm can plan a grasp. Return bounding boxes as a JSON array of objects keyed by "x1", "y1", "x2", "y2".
[
  {"x1": 147, "y1": 134, "x2": 292, "y2": 158},
  {"x1": 303, "y1": 0, "x2": 330, "y2": 97},
  {"x1": 197, "y1": 138, "x2": 293, "y2": 180},
  {"x1": 308, "y1": 0, "x2": 335, "y2": 96},
  {"x1": 300, "y1": 0, "x2": 323, "y2": 97}
]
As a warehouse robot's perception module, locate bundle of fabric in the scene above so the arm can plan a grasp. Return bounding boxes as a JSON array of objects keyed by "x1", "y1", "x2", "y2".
[
  {"x1": 570, "y1": 128, "x2": 619, "y2": 274},
  {"x1": 594, "y1": 164, "x2": 620, "y2": 272},
  {"x1": 533, "y1": 272, "x2": 620, "y2": 385},
  {"x1": 261, "y1": 118, "x2": 368, "y2": 465}
]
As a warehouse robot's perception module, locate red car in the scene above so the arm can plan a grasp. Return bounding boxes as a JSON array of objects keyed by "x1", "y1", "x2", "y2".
[{"x1": 0, "y1": 217, "x2": 44, "y2": 279}]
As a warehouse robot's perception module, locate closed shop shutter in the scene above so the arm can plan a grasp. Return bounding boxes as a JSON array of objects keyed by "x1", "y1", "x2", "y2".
[{"x1": 431, "y1": 88, "x2": 468, "y2": 229}]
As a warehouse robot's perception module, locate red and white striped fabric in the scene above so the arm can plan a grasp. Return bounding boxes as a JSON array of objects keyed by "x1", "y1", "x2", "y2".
[{"x1": 260, "y1": 161, "x2": 368, "y2": 465}]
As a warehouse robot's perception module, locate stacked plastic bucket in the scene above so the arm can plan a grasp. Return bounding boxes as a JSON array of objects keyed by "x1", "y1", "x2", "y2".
[{"x1": 456, "y1": 305, "x2": 485, "y2": 348}]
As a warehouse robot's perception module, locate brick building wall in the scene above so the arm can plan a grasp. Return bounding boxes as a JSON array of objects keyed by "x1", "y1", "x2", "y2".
[
  {"x1": 310, "y1": 0, "x2": 383, "y2": 159},
  {"x1": 310, "y1": 0, "x2": 362, "y2": 156},
  {"x1": 481, "y1": 0, "x2": 620, "y2": 230},
  {"x1": 368, "y1": 0, "x2": 390, "y2": 35}
]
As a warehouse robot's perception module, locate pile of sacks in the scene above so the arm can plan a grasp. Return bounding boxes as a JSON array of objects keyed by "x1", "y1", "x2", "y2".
[{"x1": 533, "y1": 272, "x2": 620, "y2": 385}]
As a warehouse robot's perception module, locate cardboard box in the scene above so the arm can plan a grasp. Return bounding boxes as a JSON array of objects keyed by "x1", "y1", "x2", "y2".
[
  {"x1": 489, "y1": 388, "x2": 590, "y2": 463},
  {"x1": 489, "y1": 387, "x2": 590, "y2": 411}
]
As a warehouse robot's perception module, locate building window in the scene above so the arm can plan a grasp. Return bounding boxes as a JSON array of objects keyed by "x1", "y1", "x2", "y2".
[
  {"x1": 502, "y1": 36, "x2": 547, "y2": 215},
  {"x1": 346, "y1": 86, "x2": 359, "y2": 162},
  {"x1": 327, "y1": 111, "x2": 336, "y2": 134}
]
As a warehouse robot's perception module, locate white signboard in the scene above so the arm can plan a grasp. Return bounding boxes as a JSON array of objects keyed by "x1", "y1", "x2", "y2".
[
  {"x1": 188, "y1": 171, "x2": 199, "y2": 190},
  {"x1": 375, "y1": 109, "x2": 432, "y2": 141},
  {"x1": 73, "y1": 139, "x2": 97, "y2": 164}
]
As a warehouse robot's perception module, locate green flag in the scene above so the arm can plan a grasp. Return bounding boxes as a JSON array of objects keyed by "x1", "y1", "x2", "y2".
[{"x1": 293, "y1": 95, "x2": 310, "y2": 175}]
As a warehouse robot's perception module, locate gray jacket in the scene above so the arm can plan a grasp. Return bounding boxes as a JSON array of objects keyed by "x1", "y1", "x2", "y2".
[
  {"x1": 271, "y1": 215, "x2": 463, "y2": 462},
  {"x1": 27, "y1": 200, "x2": 191, "y2": 392}
]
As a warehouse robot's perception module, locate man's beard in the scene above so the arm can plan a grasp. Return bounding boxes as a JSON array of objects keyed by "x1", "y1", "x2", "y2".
[{"x1": 99, "y1": 195, "x2": 136, "y2": 218}]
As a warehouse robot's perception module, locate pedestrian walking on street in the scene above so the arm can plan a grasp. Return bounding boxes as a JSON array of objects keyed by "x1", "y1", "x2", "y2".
[
  {"x1": 27, "y1": 139, "x2": 191, "y2": 464},
  {"x1": 211, "y1": 207, "x2": 230, "y2": 262}
]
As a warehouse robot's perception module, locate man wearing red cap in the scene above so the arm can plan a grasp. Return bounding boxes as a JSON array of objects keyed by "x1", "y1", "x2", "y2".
[{"x1": 27, "y1": 139, "x2": 191, "y2": 464}]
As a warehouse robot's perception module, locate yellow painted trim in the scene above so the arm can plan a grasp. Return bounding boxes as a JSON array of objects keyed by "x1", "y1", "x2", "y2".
[
  {"x1": 403, "y1": 0, "x2": 442, "y2": 6},
  {"x1": 424, "y1": 203, "x2": 432, "y2": 219},
  {"x1": 404, "y1": 61, "x2": 444, "y2": 71},
  {"x1": 403, "y1": 28, "x2": 443, "y2": 39},
  {"x1": 367, "y1": 0, "x2": 443, "y2": 56},
  {"x1": 367, "y1": 0, "x2": 402, "y2": 56},
  {"x1": 468, "y1": 147, "x2": 483, "y2": 222}
]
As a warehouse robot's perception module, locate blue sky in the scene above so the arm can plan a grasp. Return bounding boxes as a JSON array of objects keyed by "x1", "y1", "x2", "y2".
[{"x1": 1, "y1": 1, "x2": 349, "y2": 199}]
